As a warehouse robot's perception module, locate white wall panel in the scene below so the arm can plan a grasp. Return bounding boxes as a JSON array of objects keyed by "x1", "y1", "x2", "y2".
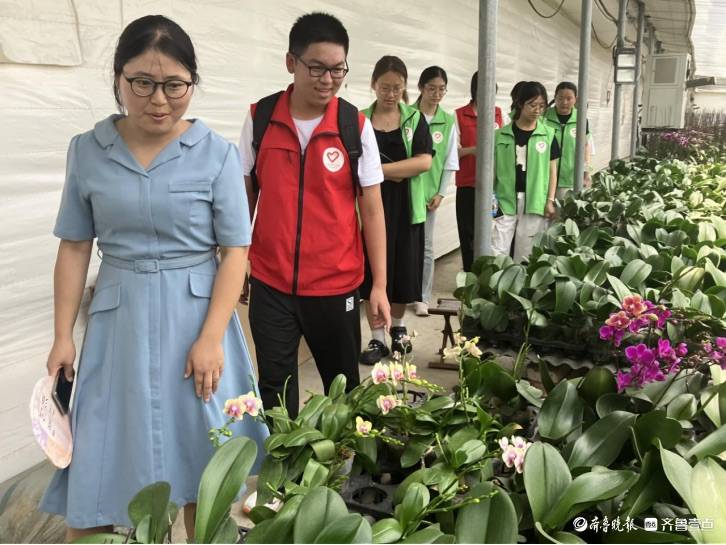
[{"x1": 0, "y1": 0, "x2": 633, "y2": 482}]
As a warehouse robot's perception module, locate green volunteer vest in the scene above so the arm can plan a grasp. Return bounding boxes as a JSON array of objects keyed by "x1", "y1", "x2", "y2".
[
  {"x1": 363, "y1": 101, "x2": 427, "y2": 224},
  {"x1": 544, "y1": 106, "x2": 579, "y2": 189},
  {"x1": 413, "y1": 103, "x2": 456, "y2": 219},
  {"x1": 494, "y1": 119, "x2": 554, "y2": 216}
]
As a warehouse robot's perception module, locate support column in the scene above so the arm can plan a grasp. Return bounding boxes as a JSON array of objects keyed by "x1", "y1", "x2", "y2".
[
  {"x1": 610, "y1": 0, "x2": 628, "y2": 161},
  {"x1": 473, "y1": 0, "x2": 497, "y2": 259},
  {"x1": 630, "y1": 1, "x2": 645, "y2": 157},
  {"x1": 574, "y1": 0, "x2": 593, "y2": 193}
]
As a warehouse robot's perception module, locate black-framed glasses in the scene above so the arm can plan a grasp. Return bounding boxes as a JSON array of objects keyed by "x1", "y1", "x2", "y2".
[
  {"x1": 292, "y1": 54, "x2": 349, "y2": 79},
  {"x1": 123, "y1": 75, "x2": 194, "y2": 99}
]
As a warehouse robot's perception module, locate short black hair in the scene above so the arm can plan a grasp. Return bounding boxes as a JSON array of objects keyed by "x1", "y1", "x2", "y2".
[
  {"x1": 289, "y1": 12, "x2": 349, "y2": 56},
  {"x1": 470, "y1": 71, "x2": 478, "y2": 103},
  {"x1": 511, "y1": 81, "x2": 548, "y2": 120},
  {"x1": 113, "y1": 15, "x2": 199, "y2": 111}
]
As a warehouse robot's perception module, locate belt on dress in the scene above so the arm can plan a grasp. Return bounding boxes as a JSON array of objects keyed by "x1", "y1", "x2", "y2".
[{"x1": 100, "y1": 249, "x2": 217, "y2": 273}]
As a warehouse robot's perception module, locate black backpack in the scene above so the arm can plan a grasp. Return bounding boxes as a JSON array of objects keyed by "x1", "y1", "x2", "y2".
[{"x1": 249, "y1": 91, "x2": 362, "y2": 196}]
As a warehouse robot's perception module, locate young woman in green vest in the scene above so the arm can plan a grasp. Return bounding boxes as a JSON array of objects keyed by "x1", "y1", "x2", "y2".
[
  {"x1": 543, "y1": 81, "x2": 592, "y2": 198},
  {"x1": 359, "y1": 55, "x2": 433, "y2": 365},
  {"x1": 493, "y1": 81, "x2": 560, "y2": 263},
  {"x1": 411, "y1": 66, "x2": 459, "y2": 316}
]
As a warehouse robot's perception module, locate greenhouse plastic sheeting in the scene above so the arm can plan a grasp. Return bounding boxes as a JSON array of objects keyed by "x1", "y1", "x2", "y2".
[{"x1": 0, "y1": 0, "x2": 637, "y2": 482}]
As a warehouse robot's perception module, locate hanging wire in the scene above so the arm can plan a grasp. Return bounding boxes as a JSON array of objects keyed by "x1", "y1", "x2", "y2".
[
  {"x1": 527, "y1": 0, "x2": 566, "y2": 19},
  {"x1": 592, "y1": 21, "x2": 617, "y2": 49},
  {"x1": 594, "y1": 0, "x2": 618, "y2": 23}
]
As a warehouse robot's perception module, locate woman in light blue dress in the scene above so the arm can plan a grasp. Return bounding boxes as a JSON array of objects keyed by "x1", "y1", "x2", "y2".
[{"x1": 40, "y1": 15, "x2": 268, "y2": 541}]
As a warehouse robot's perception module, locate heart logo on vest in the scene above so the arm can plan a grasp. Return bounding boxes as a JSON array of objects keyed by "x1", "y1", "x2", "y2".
[
  {"x1": 323, "y1": 147, "x2": 345, "y2": 172},
  {"x1": 535, "y1": 141, "x2": 547, "y2": 153},
  {"x1": 570, "y1": 127, "x2": 577, "y2": 138},
  {"x1": 432, "y1": 130, "x2": 444, "y2": 144},
  {"x1": 405, "y1": 127, "x2": 413, "y2": 141}
]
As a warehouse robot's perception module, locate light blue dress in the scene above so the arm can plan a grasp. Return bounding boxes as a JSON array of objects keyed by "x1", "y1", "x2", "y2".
[{"x1": 40, "y1": 115, "x2": 269, "y2": 529}]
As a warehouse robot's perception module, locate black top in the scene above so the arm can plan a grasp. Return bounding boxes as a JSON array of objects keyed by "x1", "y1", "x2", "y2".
[
  {"x1": 374, "y1": 114, "x2": 432, "y2": 169},
  {"x1": 557, "y1": 112, "x2": 590, "y2": 134},
  {"x1": 512, "y1": 123, "x2": 561, "y2": 193}
]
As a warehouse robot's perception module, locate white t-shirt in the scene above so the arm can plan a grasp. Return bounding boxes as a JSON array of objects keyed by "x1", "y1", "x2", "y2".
[{"x1": 239, "y1": 109, "x2": 383, "y2": 187}]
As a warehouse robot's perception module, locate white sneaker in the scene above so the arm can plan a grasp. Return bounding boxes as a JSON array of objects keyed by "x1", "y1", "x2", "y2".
[
  {"x1": 414, "y1": 302, "x2": 429, "y2": 317},
  {"x1": 243, "y1": 491, "x2": 282, "y2": 514}
]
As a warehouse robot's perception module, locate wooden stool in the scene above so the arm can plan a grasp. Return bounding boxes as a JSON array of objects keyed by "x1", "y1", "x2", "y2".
[{"x1": 428, "y1": 298, "x2": 461, "y2": 370}]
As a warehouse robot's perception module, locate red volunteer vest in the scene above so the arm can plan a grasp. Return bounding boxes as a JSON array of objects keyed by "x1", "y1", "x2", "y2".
[
  {"x1": 249, "y1": 86, "x2": 365, "y2": 296},
  {"x1": 455, "y1": 102, "x2": 504, "y2": 188}
]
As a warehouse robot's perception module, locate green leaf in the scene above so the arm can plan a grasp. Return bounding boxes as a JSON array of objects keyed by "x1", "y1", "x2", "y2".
[
  {"x1": 454, "y1": 482, "x2": 518, "y2": 544},
  {"x1": 531, "y1": 266, "x2": 556, "y2": 289},
  {"x1": 705, "y1": 259, "x2": 726, "y2": 287},
  {"x1": 516, "y1": 380, "x2": 544, "y2": 408},
  {"x1": 72, "y1": 533, "x2": 129, "y2": 543},
  {"x1": 301, "y1": 458, "x2": 330, "y2": 488},
  {"x1": 584, "y1": 262, "x2": 610, "y2": 285},
  {"x1": 690, "y1": 458, "x2": 726, "y2": 543},
  {"x1": 399, "y1": 483, "x2": 430, "y2": 530},
  {"x1": 255, "y1": 458, "x2": 285, "y2": 507},
  {"x1": 675, "y1": 266, "x2": 705, "y2": 292},
  {"x1": 400, "y1": 525, "x2": 445, "y2": 543},
  {"x1": 314, "y1": 513, "x2": 373, "y2": 544},
  {"x1": 555, "y1": 279, "x2": 577, "y2": 313},
  {"x1": 195, "y1": 437, "x2": 257, "y2": 544},
  {"x1": 283, "y1": 426, "x2": 325, "y2": 447},
  {"x1": 475, "y1": 361, "x2": 518, "y2": 401},
  {"x1": 544, "y1": 467, "x2": 638, "y2": 528},
  {"x1": 453, "y1": 440, "x2": 487, "y2": 468},
  {"x1": 127, "y1": 481, "x2": 171, "y2": 541},
  {"x1": 607, "y1": 274, "x2": 632, "y2": 302},
  {"x1": 319, "y1": 404, "x2": 351, "y2": 442},
  {"x1": 523, "y1": 442, "x2": 572, "y2": 523},
  {"x1": 659, "y1": 445, "x2": 700, "y2": 543},
  {"x1": 327, "y1": 374, "x2": 347, "y2": 402},
  {"x1": 245, "y1": 494, "x2": 305, "y2": 544},
  {"x1": 310, "y1": 439, "x2": 336, "y2": 462},
  {"x1": 296, "y1": 396, "x2": 332, "y2": 428},
  {"x1": 372, "y1": 518, "x2": 403, "y2": 544},
  {"x1": 620, "y1": 259, "x2": 653, "y2": 287},
  {"x1": 578, "y1": 367, "x2": 617, "y2": 407},
  {"x1": 685, "y1": 425, "x2": 726, "y2": 460},
  {"x1": 538, "y1": 381, "x2": 585, "y2": 440},
  {"x1": 293, "y1": 487, "x2": 350, "y2": 544},
  {"x1": 401, "y1": 437, "x2": 434, "y2": 468},
  {"x1": 620, "y1": 450, "x2": 671, "y2": 518},
  {"x1": 210, "y1": 516, "x2": 240, "y2": 544},
  {"x1": 633, "y1": 411, "x2": 682, "y2": 454},
  {"x1": 497, "y1": 264, "x2": 527, "y2": 300},
  {"x1": 667, "y1": 393, "x2": 698, "y2": 421},
  {"x1": 535, "y1": 522, "x2": 586, "y2": 544},
  {"x1": 478, "y1": 302, "x2": 508, "y2": 331},
  {"x1": 568, "y1": 411, "x2": 636, "y2": 469}
]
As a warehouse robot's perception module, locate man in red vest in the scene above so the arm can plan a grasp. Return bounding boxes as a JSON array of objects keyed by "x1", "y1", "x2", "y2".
[
  {"x1": 455, "y1": 72, "x2": 507, "y2": 271},
  {"x1": 239, "y1": 12, "x2": 390, "y2": 416}
]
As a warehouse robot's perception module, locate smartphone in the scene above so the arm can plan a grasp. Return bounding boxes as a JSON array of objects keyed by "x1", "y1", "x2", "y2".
[{"x1": 52, "y1": 371, "x2": 73, "y2": 415}]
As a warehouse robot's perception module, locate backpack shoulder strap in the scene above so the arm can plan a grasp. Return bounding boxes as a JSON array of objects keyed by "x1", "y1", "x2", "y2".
[
  {"x1": 250, "y1": 90, "x2": 284, "y2": 192},
  {"x1": 337, "y1": 97, "x2": 363, "y2": 197}
]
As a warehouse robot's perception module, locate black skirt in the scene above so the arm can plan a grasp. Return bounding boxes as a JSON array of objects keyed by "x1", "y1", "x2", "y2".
[{"x1": 359, "y1": 178, "x2": 424, "y2": 304}]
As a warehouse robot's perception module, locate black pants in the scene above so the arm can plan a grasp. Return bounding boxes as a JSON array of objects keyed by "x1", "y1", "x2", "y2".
[
  {"x1": 456, "y1": 187, "x2": 475, "y2": 272},
  {"x1": 248, "y1": 277, "x2": 361, "y2": 418}
]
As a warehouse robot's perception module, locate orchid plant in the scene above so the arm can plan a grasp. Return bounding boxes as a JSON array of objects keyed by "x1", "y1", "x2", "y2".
[
  {"x1": 208, "y1": 391, "x2": 264, "y2": 448},
  {"x1": 599, "y1": 294, "x2": 690, "y2": 391}
]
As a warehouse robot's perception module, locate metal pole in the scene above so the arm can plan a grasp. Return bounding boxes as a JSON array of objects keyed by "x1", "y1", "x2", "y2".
[
  {"x1": 574, "y1": 0, "x2": 592, "y2": 193},
  {"x1": 610, "y1": 0, "x2": 628, "y2": 161},
  {"x1": 630, "y1": 1, "x2": 645, "y2": 157},
  {"x1": 473, "y1": 0, "x2": 497, "y2": 259}
]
